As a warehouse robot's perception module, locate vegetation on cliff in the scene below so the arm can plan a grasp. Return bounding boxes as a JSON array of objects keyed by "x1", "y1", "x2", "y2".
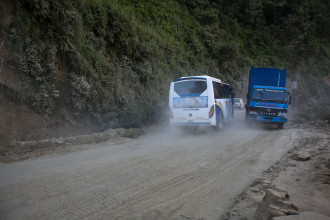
[{"x1": 2, "y1": 0, "x2": 329, "y2": 130}]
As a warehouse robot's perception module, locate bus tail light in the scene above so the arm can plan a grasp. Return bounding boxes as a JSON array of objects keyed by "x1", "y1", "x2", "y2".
[{"x1": 209, "y1": 105, "x2": 214, "y2": 118}]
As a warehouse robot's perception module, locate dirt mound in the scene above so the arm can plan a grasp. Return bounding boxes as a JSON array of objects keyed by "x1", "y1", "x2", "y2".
[
  {"x1": 255, "y1": 187, "x2": 298, "y2": 220},
  {"x1": 224, "y1": 121, "x2": 330, "y2": 220}
]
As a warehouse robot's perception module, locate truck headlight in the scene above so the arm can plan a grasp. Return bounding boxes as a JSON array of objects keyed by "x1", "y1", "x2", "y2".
[
  {"x1": 250, "y1": 111, "x2": 257, "y2": 115},
  {"x1": 278, "y1": 112, "x2": 287, "y2": 117}
]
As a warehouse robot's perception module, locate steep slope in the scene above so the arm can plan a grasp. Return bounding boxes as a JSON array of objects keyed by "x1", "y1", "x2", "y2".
[{"x1": 0, "y1": 0, "x2": 329, "y2": 145}]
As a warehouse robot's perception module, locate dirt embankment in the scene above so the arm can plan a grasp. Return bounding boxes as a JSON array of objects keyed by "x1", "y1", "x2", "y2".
[
  {"x1": 0, "y1": 127, "x2": 143, "y2": 163},
  {"x1": 224, "y1": 120, "x2": 330, "y2": 220}
]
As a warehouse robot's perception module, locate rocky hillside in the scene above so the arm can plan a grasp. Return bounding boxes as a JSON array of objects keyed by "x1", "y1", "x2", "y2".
[{"x1": 0, "y1": 0, "x2": 329, "y2": 142}]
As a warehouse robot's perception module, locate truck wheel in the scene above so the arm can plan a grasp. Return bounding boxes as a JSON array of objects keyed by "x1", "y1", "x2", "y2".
[{"x1": 277, "y1": 123, "x2": 284, "y2": 129}]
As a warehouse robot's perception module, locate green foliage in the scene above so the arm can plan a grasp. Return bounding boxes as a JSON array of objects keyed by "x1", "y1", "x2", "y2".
[
  {"x1": 273, "y1": 8, "x2": 317, "y2": 61},
  {"x1": 69, "y1": 74, "x2": 97, "y2": 113},
  {"x1": 10, "y1": 34, "x2": 60, "y2": 114},
  {"x1": 7, "y1": 0, "x2": 330, "y2": 125},
  {"x1": 32, "y1": 84, "x2": 59, "y2": 115}
]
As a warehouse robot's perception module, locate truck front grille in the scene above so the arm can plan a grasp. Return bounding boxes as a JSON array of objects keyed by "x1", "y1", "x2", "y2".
[
  {"x1": 260, "y1": 112, "x2": 277, "y2": 116},
  {"x1": 250, "y1": 107, "x2": 283, "y2": 116}
]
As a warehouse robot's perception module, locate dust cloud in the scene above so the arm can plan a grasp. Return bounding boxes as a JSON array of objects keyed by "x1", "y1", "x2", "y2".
[{"x1": 145, "y1": 108, "x2": 264, "y2": 147}]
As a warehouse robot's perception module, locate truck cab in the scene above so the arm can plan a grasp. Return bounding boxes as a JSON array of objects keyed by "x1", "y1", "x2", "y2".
[{"x1": 246, "y1": 85, "x2": 289, "y2": 128}]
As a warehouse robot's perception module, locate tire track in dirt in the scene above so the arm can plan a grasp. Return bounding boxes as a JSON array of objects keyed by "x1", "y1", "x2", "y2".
[{"x1": 0, "y1": 112, "x2": 299, "y2": 220}]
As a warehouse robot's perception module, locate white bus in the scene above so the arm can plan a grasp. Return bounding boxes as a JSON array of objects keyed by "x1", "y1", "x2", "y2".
[{"x1": 169, "y1": 75, "x2": 234, "y2": 130}]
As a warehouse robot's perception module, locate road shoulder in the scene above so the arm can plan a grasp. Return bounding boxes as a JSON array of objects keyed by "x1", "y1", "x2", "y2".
[{"x1": 223, "y1": 121, "x2": 330, "y2": 220}]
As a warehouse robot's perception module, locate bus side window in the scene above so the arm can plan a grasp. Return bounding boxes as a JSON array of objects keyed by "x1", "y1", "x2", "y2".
[
  {"x1": 213, "y1": 82, "x2": 219, "y2": 98},
  {"x1": 226, "y1": 87, "x2": 230, "y2": 98},
  {"x1": 223, "y1": 85, "x2": 228, "y2": 98},
  {"x1": 219, "y1": 86, "x2": 223, "y2": 98},
  {"x1": 213, "y1": 82, "x2": 234, "y2": 99},
  {"x1": 213, "y1": 82, "x2": 222, "y2": 99}
]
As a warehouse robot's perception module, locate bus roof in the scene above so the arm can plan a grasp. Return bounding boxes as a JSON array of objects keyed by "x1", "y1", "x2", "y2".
[{"x1": 174, "y1": 75, "x2": 222, "y2": 83}]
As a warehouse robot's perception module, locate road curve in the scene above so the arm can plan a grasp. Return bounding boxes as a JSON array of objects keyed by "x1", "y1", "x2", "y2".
[{"x1": 0, "y1": 111, "x2": 298, "y2": 220}]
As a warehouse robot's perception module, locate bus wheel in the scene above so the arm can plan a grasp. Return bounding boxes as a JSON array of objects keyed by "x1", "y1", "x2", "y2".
[
  {"x1": 216, "y1": 114, "x2": 223, "y2": 131},
  {"x1": 277, "y1": 123, "x2": 284, "y2": 129}
]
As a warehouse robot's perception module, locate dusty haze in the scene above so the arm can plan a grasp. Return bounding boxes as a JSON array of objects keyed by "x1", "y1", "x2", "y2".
[{"x1": 0, "y1": 110, "x2": 303, "y2": 219}]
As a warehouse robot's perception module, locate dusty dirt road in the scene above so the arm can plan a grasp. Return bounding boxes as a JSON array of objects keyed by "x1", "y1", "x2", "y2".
[{"x1": 0, "y1": 111, "x2": 300, "y2": 220}]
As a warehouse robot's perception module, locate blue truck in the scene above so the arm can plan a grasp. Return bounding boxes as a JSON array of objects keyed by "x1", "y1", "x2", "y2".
[{"x1": 245, "y1": 67, "x2": 291, "y2": 129}]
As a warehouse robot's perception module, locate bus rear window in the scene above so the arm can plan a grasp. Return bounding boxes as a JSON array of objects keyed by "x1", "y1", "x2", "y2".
[{"x1": 174, "y1": 80, "x2": 207, "y2": 96}]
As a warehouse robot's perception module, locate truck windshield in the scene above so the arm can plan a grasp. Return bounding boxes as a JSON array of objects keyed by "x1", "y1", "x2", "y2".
[
  {"x1": 252, "y1": 88, "x2": 287, "y2": 104},
  {"x1": 174, "y1": 80, "x2": 207, "y2": 96}
]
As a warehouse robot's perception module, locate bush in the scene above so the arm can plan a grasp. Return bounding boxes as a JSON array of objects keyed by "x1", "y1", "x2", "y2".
[
  {"x1": 6, "y1": 0, "x2": 330, "y2": 128},
  {"x1": 31, "y1": 84, "x2": 59, "y2": 115},
  {"x1": 69, "y1": 74, "x2": 96, "y2": 113}
]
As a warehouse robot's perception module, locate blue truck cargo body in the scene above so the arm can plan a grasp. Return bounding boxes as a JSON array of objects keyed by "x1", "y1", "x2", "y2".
[
  {"x1": 248, "y1": 67, "x2": 287, "y2": 93},
  {"x1": 246, "y1": 67, "x2": 290, "y2": 129}
]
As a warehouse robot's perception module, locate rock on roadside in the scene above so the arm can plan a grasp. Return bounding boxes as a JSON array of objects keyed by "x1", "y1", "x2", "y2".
[
  {"x1": 294, "y1": 152, "x2": 311, "y2": 161},
  {"x1": 255, "y1": 188, "x2": 299, "y2": 220},
  {"x1": 273, "y1": 211, "x2": 330, "y2": 220}
]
